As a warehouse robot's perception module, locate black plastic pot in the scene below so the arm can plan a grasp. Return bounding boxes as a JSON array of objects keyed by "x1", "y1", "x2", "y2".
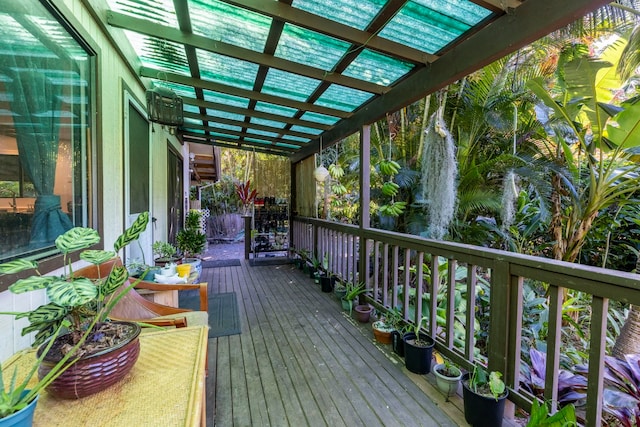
[
  {"x1": 320, "y1": 275, "x2": 334, "y2": 293},
  {"x1": 403, "y1": 332, "x2": 435, "y2": 374},
  {"x1": 461, "y1": 373, "x2": 508, "y2": 427},
  {"x1": 391, "y1": 330, "x2": 405, "y2": 357}
]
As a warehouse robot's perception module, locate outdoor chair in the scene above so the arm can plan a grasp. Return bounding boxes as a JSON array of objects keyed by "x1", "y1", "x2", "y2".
[{"x1": 74, "y1": 257, "x2": 208, "y2": 329}]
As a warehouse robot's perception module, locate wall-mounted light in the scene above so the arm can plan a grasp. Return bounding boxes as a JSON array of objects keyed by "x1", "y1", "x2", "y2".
[{"x1": 146, "y1": 86, "x2": 184, "y2": 126}]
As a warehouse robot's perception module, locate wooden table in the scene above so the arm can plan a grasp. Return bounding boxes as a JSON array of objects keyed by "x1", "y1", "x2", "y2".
[
  {"x1": 2, "y1": 326, "x2": 209, "y2": 427},
  {"x1": 136, "y1": 270, "x2": 200, "y2": 307}
]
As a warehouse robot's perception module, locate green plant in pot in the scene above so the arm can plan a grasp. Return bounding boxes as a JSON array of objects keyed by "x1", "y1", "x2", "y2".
[
  {"x1": 152, "y1": 241, "x2": 180, "y2": 267},
  {"x1": 0, "y1": 212, "x2": 150, "y2": 400},
  {"x1": 341, "y1": 281, "x2": 366, "y2": 314},
  {"x1": 462, "y1": 366, "x2": 508, "y2": 427},
  {"x1": 0, "y1": 318, "x2": 94, "y2": 424},
  {"x1": 372, "y1": 318, "x2": 394, "y2": 344},
  {"x1": 433, "y1": 358, "x2": 462, "y2": 399},
  {"x1": 403, "y1": 316, "x2": 435, "y2": 374},
  {"x1": 176, "y1": 210, "x2": 207, "y2": 281}
]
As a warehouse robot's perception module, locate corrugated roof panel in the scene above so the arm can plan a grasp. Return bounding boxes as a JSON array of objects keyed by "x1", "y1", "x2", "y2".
[
  {"x1": 290, "y1": 0, "x2": 385, "y2": 31},
  {"x1": 343, "y1": 49, "x2": 414, "y2": 86},
  {"x1": 276, "y1": 142, "x2": 304, "y2": 149},
  {"x1": 379, "y1": 0, "x2": 491, "y2": 54},
  {"x1": 189, "y1": 0, "x2": 271, "y2": 52},
  {"x1": 247, "y1": 129, "x2": 280, "y2": 138},
  {"x1": 282, "y1": 135, "x2": 311, "y2": 143},
  {"x1": 206, "y1": 110, "x2": 245, "y2": 122},
  {"x1": 261, "y1": 69, "x2": 321, "y2": 102},
  {"x1": 127, "y1": 32, "x2": 189, "y2": 74},
  {"x1": 251, "y1": 117, "x2": 286, "y2": 129},
  {"x1": 289, "y1": 125, "x2": 323, "y2": 135},
  {"x1": 275, "y1": 23, "x2": 349, "y2": 70},
  {"x1": 153, "y1": 81, "x2": 197, "y2": 98},
  {"x1": 202, "y1": 90, "x2": 250, "y2": 108},
  {"x1": 315, "y1": 84, "x2": 373, "y2": 112},
  {"x1": 183, "y1": 117, "x2": 202, "y2": 126},
  {"x1": 255, "y1": 102, "x2": 298, "y2": 117},
  {"x1": 108, "y1": 0, "x2": 177, "y2": 27},
  {"x1": 184, "y1": 104, "x2": 200, "y2": 114},
  {"x1": 299, "y1": 111, "x2": 340, "y2": 125},
  {"x1": 209, "y1": 123, "x2": 242, "y2": 132},
  {"x1": 197, "y1": 50, "x2": 259, "y2": 90}
]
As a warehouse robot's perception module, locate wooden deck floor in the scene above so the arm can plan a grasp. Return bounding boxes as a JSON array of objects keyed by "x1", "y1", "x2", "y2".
[{"x1": 196, "y1": 259, "x2": 463, "y2": 427}]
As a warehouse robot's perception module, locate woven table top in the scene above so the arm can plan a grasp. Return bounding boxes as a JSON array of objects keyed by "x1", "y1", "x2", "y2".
[{"x1": 3, "y1": 325, "x2": 208, "y2": 427}]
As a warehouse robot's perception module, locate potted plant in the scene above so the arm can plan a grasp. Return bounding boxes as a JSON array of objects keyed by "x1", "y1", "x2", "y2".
[
  {"x1": 403, "y1": 316, "x2": 435, "y2": 374},
  {"x1": 372, "y1": 319, "x2": 394, "y2": 344},
  {"x1": 334, "y1": 281, "x2": 347, "y2": 299},
  {"x1": 0, "y1": 212, "x2": 150, "y2": 400},
  {"x1": 176, "y1": 209, "x2": 207, "y2": 281},
  {"x1": 235, "y1": 179, "x2": 257, "y2": 216},
  {"x1": 310, "y1": 255, "x2": 322, "y2": 280},
  {"x1": 354, "y1": 304, "x2": 373, "y2": 323},
  {"x1": 341, "y1": 281, "x2": 365, "y2": 313},
  {"x1": 462, "y1": 367, "x2": 508, "y2": 427},
  {"x1": 0, "y1": 319, "x2": 94, "y2": 425},
  {"x1": 152, "y1": 241, "x2": 181, "y2": 267},
  {"x1": 433, "y1": 359, "x2": 463, "y2": 398},
  {"x1": 384, "y1": 308, "x2": 407, "y2": 356}
]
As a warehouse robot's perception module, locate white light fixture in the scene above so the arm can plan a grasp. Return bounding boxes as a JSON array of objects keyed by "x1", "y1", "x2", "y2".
[{"x1": 314, "y1": 137, "x2": 329, "y2": 182}]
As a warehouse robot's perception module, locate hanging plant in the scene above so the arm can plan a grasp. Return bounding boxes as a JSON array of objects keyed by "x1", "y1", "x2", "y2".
[{"x1": 420, "y1": 93, "x2": 457, "y2": 240}]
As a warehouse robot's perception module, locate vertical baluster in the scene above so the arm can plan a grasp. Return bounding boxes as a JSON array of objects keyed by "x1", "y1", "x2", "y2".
[
  {"x1": 446, "y1": 259, "x2": 457, "y2": 349},
  {"x1": 392, "y1": 245, "x2": 399, "y2": 313},
  {"x1": 417, "y1": 252, "x2": 425, "y2": 335},
  {"x1": 585, "y1": 296, "x2": 608, "y2": 427},
  {"x1": 465, "y1": 265, "x2": 476, "y2": 361},
  {"x1": 383, "y1": 243, "x2": 389, "y2": 307},
  {"x1": 430, "y1": 256, "x2": 439, "y2": 343},
  {"x1": 404, "y1": 248, "x2": 411, "y2": 321},
  {"x1": 508, "y1": 275, "x2": 524, "y2": 399}
]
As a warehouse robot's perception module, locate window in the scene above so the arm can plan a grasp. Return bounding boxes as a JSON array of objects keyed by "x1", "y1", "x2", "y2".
[{"x1": 0, "y1": 1, "x2": 94, "y2": 262}]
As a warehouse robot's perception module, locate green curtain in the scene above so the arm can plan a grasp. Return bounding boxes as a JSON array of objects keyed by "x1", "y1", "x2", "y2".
[{"x1": 8, "y1": 68, "x2": 73, "y2": 247}]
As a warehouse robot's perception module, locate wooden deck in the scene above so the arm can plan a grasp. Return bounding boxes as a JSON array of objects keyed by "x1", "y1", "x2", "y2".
[{"x1": 194, "y1": 259, "x2": 465, "y2": 427}]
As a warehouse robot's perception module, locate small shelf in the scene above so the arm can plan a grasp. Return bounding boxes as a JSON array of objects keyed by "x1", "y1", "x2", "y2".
[{"x1": 252, "y1": 200, "x2": 288, "y2": 257}]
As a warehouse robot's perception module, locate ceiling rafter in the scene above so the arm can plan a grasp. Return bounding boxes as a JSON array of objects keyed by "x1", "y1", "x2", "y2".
[
  {"x1": 139, "y1": 66, "x2": 352, "y2": 119},
  {"x1": 182, "y1": 111, "x2": 315, "y2": 140},
  {"x1": 183, "y1": 125, "x2": 303, "y2": 151},
  {"x1": 181, "y1": 96, "x2": 331, "y2": 130},
  {"x1": 107, "y1": 11, "x2": 387, "y2": 95},
  {"x1": 220, "y1": 0, "x2": 436, "y2": 64},
  {"x1": 182, "y1": 134, "x2": 289, "y2": 156}
]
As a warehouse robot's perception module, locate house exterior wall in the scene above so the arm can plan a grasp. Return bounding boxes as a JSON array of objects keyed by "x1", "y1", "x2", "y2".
[{"x1": 0, "y1": 0, "x2": 184, "y2": 362}]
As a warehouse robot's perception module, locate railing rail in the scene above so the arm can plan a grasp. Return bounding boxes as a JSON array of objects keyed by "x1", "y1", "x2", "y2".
[{"x1": 291, "y1": 216, "x2": 640, "y2": 426}]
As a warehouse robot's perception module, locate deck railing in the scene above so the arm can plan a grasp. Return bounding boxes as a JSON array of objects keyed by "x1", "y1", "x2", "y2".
[{"x1": 291, "y1": 216, "x2": 640, "y2": 426}]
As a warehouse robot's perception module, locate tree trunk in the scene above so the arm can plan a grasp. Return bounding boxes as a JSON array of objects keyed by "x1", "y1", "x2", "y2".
[
  {"x1": 550, "y1": 173, "x2": 566, "y2": 261},
  {"x1": 612, "y1": 256, "x2": 640, "y2": 360}
]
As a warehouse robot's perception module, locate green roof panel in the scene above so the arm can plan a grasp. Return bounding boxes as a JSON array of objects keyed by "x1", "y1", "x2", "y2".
[
  {"x1": 343, "y1": 49, "x2": 414, "y2": 86},
  {"x1": 275, "y1": 23, "x2": 350, "y2": 71},
  {"x1": 202, "y1": 90, "x2": 249, "y2": 108},
  {"x1": 251, "y1": 117, "x2": 286, "y2": 129},
  {"x1": 315, "y1": 84, "x2": 373, "y2": 112},
  {"x1": 290, "y1": 0, "x2": 386, "y2": 31},
  {"x1": 197, "y1": 49, "x2": 259, "y2": 90},
  {"x1": 108, "y1": 0, "x2": 178, "y2": 27},
  {"x1": 127, "y1": 32, "x2": 189, "y2": 75},
  {"x1": 299, "y1": 112, "x2": 340, "y2": 125},
  {"x1": 255, "y1": 102, "x2": 298, "y2": 118},
  {"x1": 261, "y1": 69, "x2": 321, "y2": 102},
  {"x1": 189, "y1": 0, "x2": 271, "y2": 52},
  {"x1": 378, "y1": 0, "x2": 492, "y2": 54}
]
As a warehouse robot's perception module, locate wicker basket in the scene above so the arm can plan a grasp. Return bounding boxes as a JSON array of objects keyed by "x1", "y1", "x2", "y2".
[{"x1": 37, "y1": 321, "x2": 141, "y2": 399}]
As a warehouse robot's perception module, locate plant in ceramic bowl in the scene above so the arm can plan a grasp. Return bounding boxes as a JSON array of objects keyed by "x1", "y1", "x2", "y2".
[
  {"x1": 176, "y1": 210, "x2": 207, "y2": 281},
  {"x1": 152, "y1": 241, "x2": 180, "y2": 266},
  {"x1": 0, "y1": 212, "x2": 149, "y2": 399},
  {"x1": 372, "y1": 319, "x2": 394, "y2": 344},
  {"x1": 433, "y1": 359, "x2": 462, "y2": 398}
]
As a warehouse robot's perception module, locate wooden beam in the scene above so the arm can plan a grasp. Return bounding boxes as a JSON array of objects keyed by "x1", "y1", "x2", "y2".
[
  {"x1": 183, "y1": 112, "x2": 316, "y2": 140},
  {"x1": 290, "y1": 0, "x2": 612, "y2": 162},
  {"x1": 182, "y1": 134, "x2": 292, "y2": 156},
  {"x1": 107, "y1": 11, "x2": 387, "y2": 95},
  {"x1": 220, "y1": 0, "x2": 435, "y2": 64},
  {"x1": 181, "y1": 96, "x2": 331, "y2": 130},
  {"x1": 181, "y1": 126, "x2": 302, "y2": 151},
  {"x1": 140, "y1": 66, "x2": 351, "y2": 119}
]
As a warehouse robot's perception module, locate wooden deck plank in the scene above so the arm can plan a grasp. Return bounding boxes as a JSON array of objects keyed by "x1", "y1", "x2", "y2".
[{"x1": 197, "y1": 260, "x2": 459, "y2": 427}]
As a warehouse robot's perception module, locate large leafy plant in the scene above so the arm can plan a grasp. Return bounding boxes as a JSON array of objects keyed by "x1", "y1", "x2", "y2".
[{"x1": 0, "y1": 212, "x2": 149, "y2": 346}]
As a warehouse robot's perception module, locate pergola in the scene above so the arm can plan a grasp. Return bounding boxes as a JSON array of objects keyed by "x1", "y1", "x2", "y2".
[{"x1": 105, "y1": 0, "x2": 612, "y2": 165}]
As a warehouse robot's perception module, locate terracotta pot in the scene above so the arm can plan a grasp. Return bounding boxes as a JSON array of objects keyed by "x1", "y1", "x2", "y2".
[
  {"x1": 354, "y1": 304, "x2": 372, "y2": 323},
  {"x1": 37, "y1": 321, "x2": 141, "y2": 399},
  {"x1": 372, "y1": 321, "x2": 393, "y2": 344}
]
